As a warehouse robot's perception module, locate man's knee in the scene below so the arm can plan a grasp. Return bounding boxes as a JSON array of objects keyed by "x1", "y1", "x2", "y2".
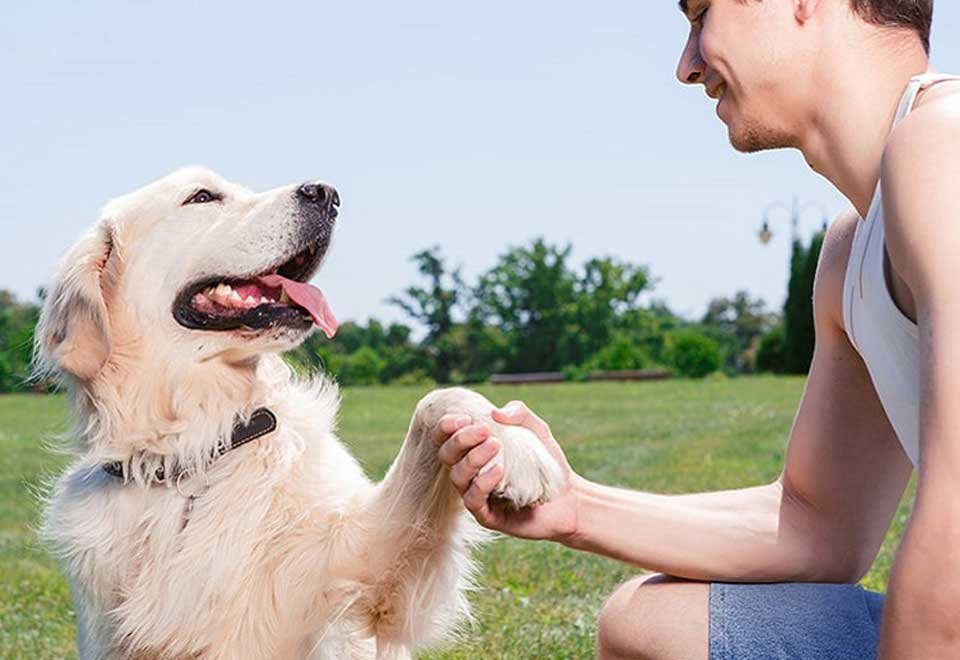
[
  {"x1": 596, "y1": 575, "x2": 665, "y2": 660},
  {"x1": 596, "y1": 574, "x2": 709, "y2": 660}
]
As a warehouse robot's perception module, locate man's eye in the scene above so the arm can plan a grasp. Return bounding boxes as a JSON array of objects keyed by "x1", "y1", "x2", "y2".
[{"x1": 183, "y1": 189, "x2": 219, "y2": 205}]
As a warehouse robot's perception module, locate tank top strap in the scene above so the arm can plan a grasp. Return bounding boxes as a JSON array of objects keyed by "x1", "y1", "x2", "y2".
[
  {"x1": 891, "y1": 73, "x2": 960, "y2": 133},
  {"x1": 867, "y1": 73, "x2": 960, "y2": 221}
]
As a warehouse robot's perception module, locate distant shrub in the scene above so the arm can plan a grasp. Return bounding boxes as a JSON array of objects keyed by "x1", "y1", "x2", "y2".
[
  {"x1": 756, "y1": 327, "x2": 787, "y2": 374},
  {"x1": 563, "y1": 335, "x2": 656, "y2": 382},
  {"x1": 665, "y1": 330, "x2": 721, "y2": 379},
  {"x1": 562, "y1": 363, "x2": 590, "y2": 382},
  {"x1": 390, "y1": 369, "x2": 436, "y2": 386},
  {"x1": 589, "y1": 335, "x2": 655, "y2": 371},
  {"x1": 338, "y1": 347, "x2": 385, "y2": 386}
]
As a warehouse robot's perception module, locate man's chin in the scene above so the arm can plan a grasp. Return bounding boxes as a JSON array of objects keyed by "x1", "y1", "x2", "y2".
[
  {"x1": 729, "y1": 130, "x2": 771, "y2": 154},
  {"x1": 727, "y1": 118, "x2": 796, "y2": 153}
]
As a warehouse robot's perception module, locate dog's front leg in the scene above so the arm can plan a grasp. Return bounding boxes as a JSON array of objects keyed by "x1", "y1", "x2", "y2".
[
  {"x1": 358, "y1": 391, "x2": 483, "y2": 658},
  {"x1": 360, "y1": 387, "x2": 563, "y2": 657}
]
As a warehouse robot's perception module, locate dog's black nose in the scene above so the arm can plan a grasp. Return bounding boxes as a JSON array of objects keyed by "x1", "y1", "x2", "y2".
[{"x1": 297, "y1": 182, "x2": 339, "y2": 208}]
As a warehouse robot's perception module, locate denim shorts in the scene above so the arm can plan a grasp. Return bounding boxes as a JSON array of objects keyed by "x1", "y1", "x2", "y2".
[{"x1": 710, "y1": 582, "x2": 885, "y2": 660}]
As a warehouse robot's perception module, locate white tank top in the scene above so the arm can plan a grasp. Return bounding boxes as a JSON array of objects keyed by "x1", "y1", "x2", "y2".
[{"x1": 842, "y1": 73, "x2": 960, "y2": 466}]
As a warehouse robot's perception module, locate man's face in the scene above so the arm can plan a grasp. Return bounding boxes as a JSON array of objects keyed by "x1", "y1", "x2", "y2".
[{"x1": 676, "y1": 0, "x2": 813, "y2": 152}]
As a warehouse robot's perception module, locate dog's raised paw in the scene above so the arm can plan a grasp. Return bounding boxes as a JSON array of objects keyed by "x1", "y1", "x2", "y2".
[{"x1": 484, "y1": 423, "x2": 565, "y2": 509}]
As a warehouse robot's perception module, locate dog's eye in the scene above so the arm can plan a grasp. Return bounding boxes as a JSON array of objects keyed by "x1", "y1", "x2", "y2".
[{"x1": 183, "y1": 189, "x2": 220, "y2": 205}]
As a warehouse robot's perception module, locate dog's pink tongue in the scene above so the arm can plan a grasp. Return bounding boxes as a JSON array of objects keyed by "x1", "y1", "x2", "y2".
[{"x1": 257, "y1": 274, "x2": 338, "y2": 339}]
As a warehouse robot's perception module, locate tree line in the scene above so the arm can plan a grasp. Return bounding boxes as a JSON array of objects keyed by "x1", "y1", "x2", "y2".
[
  {"x1": 0, "y1": 234, "x2": 824, "y2": 392},
  {"x1": 285, "y1": 236, "x2": 823, "y2": 386}
]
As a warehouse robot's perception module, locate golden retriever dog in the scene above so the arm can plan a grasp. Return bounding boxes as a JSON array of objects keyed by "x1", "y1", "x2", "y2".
[{"x1": 35, "y1": 167, "x2": 564, "y2": 660}]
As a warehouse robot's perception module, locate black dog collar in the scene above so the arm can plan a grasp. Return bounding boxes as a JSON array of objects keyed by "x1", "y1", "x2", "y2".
[{"x1": 102, "y1": 408, "x2": 278, "y2": 483}]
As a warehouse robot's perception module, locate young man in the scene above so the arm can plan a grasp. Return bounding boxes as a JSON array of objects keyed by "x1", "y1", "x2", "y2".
[{"x1": 436, "y1": 1, "x2": 959, "y2": 658}]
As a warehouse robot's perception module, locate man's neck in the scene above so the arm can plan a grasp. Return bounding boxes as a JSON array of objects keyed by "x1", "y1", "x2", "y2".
[{"x1": 797, "y1": 43, "x2": 928, "y2": 218}]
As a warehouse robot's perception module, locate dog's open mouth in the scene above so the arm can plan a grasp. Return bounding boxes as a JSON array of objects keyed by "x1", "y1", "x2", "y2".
[{"x1": 173, "y1": 243, "x2": 338, "y2": 338}]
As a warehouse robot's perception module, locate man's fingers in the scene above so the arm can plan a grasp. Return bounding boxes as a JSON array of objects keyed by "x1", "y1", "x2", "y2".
[
  {"x1": 491, "y1": 400, "x2": 552, "y2": 440},
  {"x1": 438, "y1": 414, "x2": 472, "y2": 436},
  {"x1": 437, "y1": 423, "x2": 490, "y2": 466},
  {"x1": 449, "y1": 439, "x2": 500, "y2": 494},
  {"x1": 463, "y1": 463, "x2": 503, "y2": 526}
]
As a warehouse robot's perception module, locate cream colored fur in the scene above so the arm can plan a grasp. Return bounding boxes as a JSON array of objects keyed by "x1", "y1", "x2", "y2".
[{"x1": 35, "y1": 167, "x2": 564, "y2": 660}]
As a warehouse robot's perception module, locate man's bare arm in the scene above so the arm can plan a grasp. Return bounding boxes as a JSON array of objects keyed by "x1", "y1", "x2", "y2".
[
  {"x1": 439, "y1": 212, "x2": 912, "y2": 583},
  {"x1": 568, "y1": 212, "x2": 911, "y2": 580},
  {"x1": 876, "y1": 87, "x2": 960, "y2": 660}
]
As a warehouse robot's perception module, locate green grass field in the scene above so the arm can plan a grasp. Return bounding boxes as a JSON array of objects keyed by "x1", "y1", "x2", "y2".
[{"x1": 0, "y1": 377, "x2": 913, "y2": 659}]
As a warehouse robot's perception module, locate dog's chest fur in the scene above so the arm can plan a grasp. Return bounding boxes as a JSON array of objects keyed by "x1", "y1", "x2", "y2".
[{"x1": 45, "y1": 379, "x2": 380, "y2": 659}]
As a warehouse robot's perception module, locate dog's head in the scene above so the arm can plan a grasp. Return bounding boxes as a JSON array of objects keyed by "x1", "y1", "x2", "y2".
[{"x1": 36, "y1": 166, "x2": 340, "y2": 382}]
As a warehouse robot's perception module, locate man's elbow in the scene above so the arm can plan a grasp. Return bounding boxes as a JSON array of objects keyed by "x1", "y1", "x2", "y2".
[
  {"x1": 818, "y1": 554, "x2": 873, "y2": 584},
  {"x1": 797, "y1": 535, "x2": 878, "y2": 584},
  {"x1": 778, "y1": 483, "x2": 877, "y2": 584},
  {"x1": 796, "y1": 556, "x2": 866, "y2": 584}
]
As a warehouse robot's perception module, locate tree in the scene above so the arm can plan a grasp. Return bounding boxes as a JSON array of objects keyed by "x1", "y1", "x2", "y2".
[
  {"x1": 756, "y1": 326, "x2": 787, "y2": 374},
  {"x1": 0, "y1": 290, "x2": 41, "y2": 392},
  {"x1": 782, "y1": 232, "x2": 824, "y2": 374},
  {"x1": 572, "y1": 257, "x2": 652, "y2": 365},
  {"x1": 701, "y1": 290, "x2": 779, "y2": 373},
  {"x1": 470, "y1": 240, "x2": 658, "y2": 374},
  {"x1": 448, "y1": 313, "x2": 509, "y2": 383},
  {"x1": 388, "y1": 247, "x2": 464, "y2": 383},
  {"x1": 473, "y1": 239, "x2": 579, "y2": 373},
  {"x1": 378, "y1": 323, "x2": 429, "y2": 384},
  {"x1": 617, "y1": 301, "x2": 680, "y2": 367}
]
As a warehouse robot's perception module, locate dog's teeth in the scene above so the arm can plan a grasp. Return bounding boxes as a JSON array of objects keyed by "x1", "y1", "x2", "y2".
[
  {"x1": 216, "y1": 284, "x2": 230, "y2": 296},
  {"x1": 260, "y1": 296, "x2": 270, "y2": 304},
  {"x1": 309, "y1": 244, "x2": 316, "y2": 254},
  {"x1": 280, "y1": 291, "x2": 291, "y2": 304},
  {"x1": 245, "y1": 295, "x2": 257, "y2": 305},
  {"x1": 229, "y1": 290, "x2": 242, "y2": 303}
]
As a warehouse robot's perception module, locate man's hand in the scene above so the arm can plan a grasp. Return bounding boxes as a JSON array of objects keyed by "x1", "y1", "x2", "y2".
[{"x1": 437, "y1": 401, "x2": 582, "y2": 543}]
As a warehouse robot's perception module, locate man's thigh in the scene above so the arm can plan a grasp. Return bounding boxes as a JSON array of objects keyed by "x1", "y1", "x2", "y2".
[
  {"x1": 596, "y1": 577, "x2": 885, "y2": 660},
  {"x1": 711, "y1": 582, "x2": 884, "y2": 660}
]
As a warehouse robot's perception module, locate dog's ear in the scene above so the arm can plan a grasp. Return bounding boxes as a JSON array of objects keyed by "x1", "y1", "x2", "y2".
[{"x1": 35, "y1": 223, "x2": 117, "y2": 381}]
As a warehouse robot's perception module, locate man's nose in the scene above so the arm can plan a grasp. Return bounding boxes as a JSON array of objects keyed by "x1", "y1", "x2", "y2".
[
  {"x1": 297, "y1": 182, "x2": 340, "y2": 216},
  {"x1": 676, "y1": 33, "x2": 705, "y2": 85}
]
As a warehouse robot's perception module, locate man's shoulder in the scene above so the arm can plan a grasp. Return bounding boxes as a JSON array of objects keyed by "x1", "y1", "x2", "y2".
[
  {"x1": 884, "y1": 79, "x2": 960, "y2": 179},
  {"x1": 912, "y1": 76, "x2": 960, "y2": 114},
  {"x1": 812, "y1": 209, "x2": 860, "y2": 333},
  {"x1": 881, "y1": 79, "x2": 960, "y2": 287}
]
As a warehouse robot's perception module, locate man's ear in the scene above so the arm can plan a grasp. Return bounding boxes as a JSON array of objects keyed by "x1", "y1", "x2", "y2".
[{"x1": 35, "y1": 223, "x2": 117, "y2": 381}]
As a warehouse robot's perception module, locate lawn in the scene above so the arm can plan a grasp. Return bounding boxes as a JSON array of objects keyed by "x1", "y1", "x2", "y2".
[{"x1": 0, "y1": 377, "x2": 913, "y2": 659}]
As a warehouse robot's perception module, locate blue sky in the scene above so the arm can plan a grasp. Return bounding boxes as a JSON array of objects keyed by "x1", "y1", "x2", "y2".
[{"x1": 3, "y1": 2, "x2": 959, "y2": 327}]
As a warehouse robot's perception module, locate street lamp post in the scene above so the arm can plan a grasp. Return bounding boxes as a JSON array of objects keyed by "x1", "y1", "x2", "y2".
[{"x1": 757, "y1": 196, "x2": 830, "y2": 245}]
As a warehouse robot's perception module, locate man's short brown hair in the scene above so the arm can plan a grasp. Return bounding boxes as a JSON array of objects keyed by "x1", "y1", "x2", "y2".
[{"x1": 850, "y1": 0, "x2": 933, "y2": 53}]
